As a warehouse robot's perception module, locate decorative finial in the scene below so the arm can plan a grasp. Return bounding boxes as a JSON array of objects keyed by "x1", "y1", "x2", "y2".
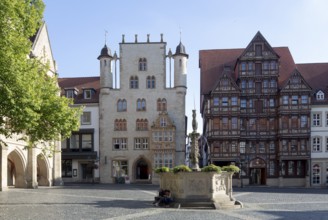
[
  {"x1": 105, "y1": 30, "x2": 108, "y2": 45},
  {"x1": 179, "y1": 26, "x2": 182, "y2": 42}
]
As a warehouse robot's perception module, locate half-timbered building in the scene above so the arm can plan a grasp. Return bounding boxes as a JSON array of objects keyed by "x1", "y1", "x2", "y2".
[{"x1": 199, "y1": 32, "x2": 328, "y2": 187}]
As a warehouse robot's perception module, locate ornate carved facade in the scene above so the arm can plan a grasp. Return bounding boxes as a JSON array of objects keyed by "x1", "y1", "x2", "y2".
[{"x1": 199, "y1": 32, "x2": 323, "y2": 187}]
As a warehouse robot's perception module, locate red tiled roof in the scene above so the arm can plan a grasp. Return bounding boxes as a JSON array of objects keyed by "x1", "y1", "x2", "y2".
[
  {"x1": 58, "y1": 77, "x2": 100, "y2": 104},
  {"x1": 297, "y1": 63, "x2": 328, "y2": 91},
  {"x1": 199, "y1": 47, "x2": 297, "y2": 95}
]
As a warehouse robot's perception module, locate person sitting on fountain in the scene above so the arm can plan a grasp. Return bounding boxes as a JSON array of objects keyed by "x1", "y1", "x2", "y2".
[
  {"x1": 153, "y1": 189, "x2": 165, "y2": 205},
  {"x1": 154, "y1": 189, "x2": 173, "y2": 207}
]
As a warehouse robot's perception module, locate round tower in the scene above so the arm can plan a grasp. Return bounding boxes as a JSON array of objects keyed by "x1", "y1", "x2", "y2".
[
  {"x1": 173, "y1": 41, "x2": 188, "y2": 88},
  {"x1": 97, "y1": 44, "x2": 113, "y2": 89}
]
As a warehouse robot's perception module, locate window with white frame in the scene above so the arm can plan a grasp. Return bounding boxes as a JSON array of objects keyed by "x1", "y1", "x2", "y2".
[
  {"x1": 113, "y1": 138, "x2": 127, "y2": 150},
  {"x1": 316, "y1": 91, "x2": 324, "y2": 100},
  {"x1": 312, "y1": 137, "x2": 321, "y2": 152},
  {"x1": 134, "y1": 138, "x2": 148, "y2": 150},
  {"x1": 312, "y1": 113, "x2": 321, "y2": 127},
  {"x1": 312, "y1": 164, "x2": 320, "y2": 184},
  {"x1": 154, "y1": 152, "x2": 173, "y2": 168},
  {"x1": 81, "y1": 112, "x2": 91, "y2": 125},
  {"x1": 84, "y1": 89, "x2": 92, "y2": 99},
  {"x1": 66, "y1": 90, "x2": 74, "y2": 98}
]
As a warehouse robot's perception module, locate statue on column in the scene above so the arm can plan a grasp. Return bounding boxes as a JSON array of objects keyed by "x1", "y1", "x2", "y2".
[{"x1": 189, "y1": 109, "x2": 200, "y2": 171}]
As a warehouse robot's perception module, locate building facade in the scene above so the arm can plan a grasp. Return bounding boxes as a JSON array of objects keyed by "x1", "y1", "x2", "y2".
[
  {"x1": 58, "y1": 77, "x2": 100, "y2": 183},
  {"x1": 299, "y1": 63, "x2": 328, "y2": 187},
  {"x1": 98, "y1": 34, "x2": 187, "y2": 184},
  {"x1": 200, "y1": 32, "x2": 328, "y2": 187},
  {"x1": 1, "y1": 23, "x2": 62, "y2": 190}
]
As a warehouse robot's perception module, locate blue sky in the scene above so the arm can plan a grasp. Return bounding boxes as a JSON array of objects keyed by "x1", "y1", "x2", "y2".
[{"x1": 43, "y1": 0, "x2": 328, "y2": 133}]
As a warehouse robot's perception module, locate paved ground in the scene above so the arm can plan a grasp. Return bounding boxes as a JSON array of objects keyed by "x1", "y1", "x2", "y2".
[{"x1": 0, "y1": 183, "x2": 328, "y2": 220}]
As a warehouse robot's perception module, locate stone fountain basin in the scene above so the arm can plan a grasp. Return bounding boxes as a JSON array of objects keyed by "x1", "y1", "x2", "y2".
[{"x1": 159, "y1": 171, "x2": 242, "y2": 209}]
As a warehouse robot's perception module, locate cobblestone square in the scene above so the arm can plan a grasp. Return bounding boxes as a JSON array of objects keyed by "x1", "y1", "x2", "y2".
[{"x1": 0, "y1": 184, "x2": 327, "y2": 220}]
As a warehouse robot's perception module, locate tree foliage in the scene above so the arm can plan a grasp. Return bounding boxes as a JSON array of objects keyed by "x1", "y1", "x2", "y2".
[{"x1": 0, "y1": 0, "x2": 81, "y2": 148}]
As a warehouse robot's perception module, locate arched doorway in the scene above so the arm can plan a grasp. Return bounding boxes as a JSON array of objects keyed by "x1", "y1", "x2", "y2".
[
  {"x1": 7, "y1": 150, "x2": 26, "y2": 188},
  {"x1": 249, "y1": 158, "x2": 266, "y2": 185},
  {"x1": 135, "y1": 159, "x2": 149, "y2": 180},
  {"x1": 37, "y1": 154, "x2": 50, "y2": 186}
]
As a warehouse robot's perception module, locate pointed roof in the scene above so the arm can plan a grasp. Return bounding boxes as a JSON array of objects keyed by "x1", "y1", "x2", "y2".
[
  {"x1": 97, "y1": 44, "x2": 112, "y2": 59},
  {"x1": 239, "y1": 31, "x2": 279, "y2": 60},
  {"x1": 199, "y1": 46, "x2": 296, "y2": 95},
  {"x1": 174, "y1": 41, "x2": 189, "y2": 58}
]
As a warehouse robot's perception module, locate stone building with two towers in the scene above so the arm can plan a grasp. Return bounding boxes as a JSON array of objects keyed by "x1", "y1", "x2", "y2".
[{"x1": 98, "y1": 34, "x2": 188, "y2": 184}]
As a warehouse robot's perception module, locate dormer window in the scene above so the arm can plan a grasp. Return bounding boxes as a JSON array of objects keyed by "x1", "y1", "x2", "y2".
[
  {"x1": 316, "y1": 90, "x2": 324, "y2": 100},
  {"x1": 65, "y1": 88, "x2": 78, "y2": 98},
  {"x1": 84, "y1": 89, "x2": 92, "y2": 99},
  {"x1": 66, "y1": 90, "x2": 74, "y2": 98}
]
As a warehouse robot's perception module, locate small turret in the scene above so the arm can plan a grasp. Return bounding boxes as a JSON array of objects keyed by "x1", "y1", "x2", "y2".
[
  {"x1": 98, "y1": 44, "x2": 113, "y2": 89},
  {"x1": 173, "y1": 41, "x2": 188, "y2": 88}
]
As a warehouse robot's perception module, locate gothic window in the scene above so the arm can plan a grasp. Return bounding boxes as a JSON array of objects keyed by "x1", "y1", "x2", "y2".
[
  {"x1": 136, "y1": 119, "x2": 148, "y2": 131},
  {"x1": 115, "y1": 119, "x2": 127, "y2": 131},
  {"x1": 146, "y1": 76, "x2": 156, "y2": 89},
  {"x1": 139, "y1": 58, "x2": 147, "y2": 71},
  {"x1": 130, "y1": 76, "x2": 139, "y2": 89},
  {"x1": 312, "y1": 137, "x2": 321, "y2": 152},
  {"x1": 137, "y1": 98, "x2": 146, "y2": 111},
  {"x1": 117, "y1": 99, "x2": 127, "y2": 112},
  {"x1": 157, "y1": 98, "x2": 167, "y2": 111}
]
